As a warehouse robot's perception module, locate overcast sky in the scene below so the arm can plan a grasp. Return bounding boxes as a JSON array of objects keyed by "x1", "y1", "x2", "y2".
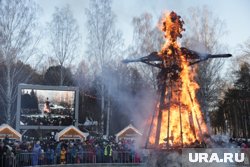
[{"x1": 37, "y1": 0, "x2": 250, "y2": 58}]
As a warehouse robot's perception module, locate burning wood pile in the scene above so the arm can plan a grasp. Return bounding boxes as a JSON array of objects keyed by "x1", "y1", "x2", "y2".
[{"x1": 123, "y1": 11, "x2": 231, "y2": 149}]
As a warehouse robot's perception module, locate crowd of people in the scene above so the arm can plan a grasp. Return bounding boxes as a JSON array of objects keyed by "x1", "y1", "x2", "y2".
[
  {"x1": 0, "y1": 135, "x2": 142, "y2": 166},
  {"x1": 1, "y1": 134, "x2": 250, "y2": 167},
  {"x1": 20, "y1": 116, "x2": 73, "y2": 126}
]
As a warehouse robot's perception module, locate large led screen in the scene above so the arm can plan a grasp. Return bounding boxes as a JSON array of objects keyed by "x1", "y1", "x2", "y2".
[{"x1": 16, "y1": 84, "x2": 79, "y2": 130}]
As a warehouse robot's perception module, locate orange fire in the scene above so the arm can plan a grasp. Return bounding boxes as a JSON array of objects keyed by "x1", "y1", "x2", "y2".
[{"x1": 148, "y1": 12, "x2": 208, "y2": 147}]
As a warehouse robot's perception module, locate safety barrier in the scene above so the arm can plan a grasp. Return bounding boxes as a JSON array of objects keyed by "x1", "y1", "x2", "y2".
[
  {"x1": 0, "y1": 151, "x2": 143, "y2": 167},
  {"x1": 0, "y1": 155, "x2": 16, "y2": 167}
]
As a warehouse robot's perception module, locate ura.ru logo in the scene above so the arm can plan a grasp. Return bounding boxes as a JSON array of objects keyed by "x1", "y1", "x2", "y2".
[{"x1": 189, "y1": 153, "x2": 245, "y2": 163}]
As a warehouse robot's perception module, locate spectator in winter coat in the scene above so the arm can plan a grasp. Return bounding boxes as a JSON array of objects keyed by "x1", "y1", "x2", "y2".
[
  {"x1": 32, "y1": 141, "x2": 42, "y2": 166},
  {"x1": 95, "y1": 145, "x2": 103, "y2": 163},
  {"x1": 67, "y1": 143, "x2": 77, "y2": 164},
  {"x1": 104, "y1": 143, "x2": 112, "y2": 163},
  {"x1": 46, "y1": 146, "x2": 54, "y2": 164},
  {"x1": 60, "y1": 147, "x2": 67, "y2": 164},
  {"x1": 55, "y1": 142, "x2": 61, "y2": 164}
]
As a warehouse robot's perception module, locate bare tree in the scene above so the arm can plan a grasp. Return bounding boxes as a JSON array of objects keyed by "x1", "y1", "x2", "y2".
[
  {"x1": 85, "y1": 0, "x2": 123, "y2": 135},
  {"x1": 128, "y1": 13, "x2": 164, "y2": 89},
  {"x1": 47, "y1": 4, "x2": 80, "y2": 85},
  {"x1": 0, "y1": 0, "x2": 40, "y2": 125},
  {"x1": 238, "y1": 37, "x2": 250, "y2": 63},
  {"x1": 224, "y1": 37, "x2": 250, "y2": 86},
  {"x1": 182, "y1": 6, "x2": 228, "y2": 127}
]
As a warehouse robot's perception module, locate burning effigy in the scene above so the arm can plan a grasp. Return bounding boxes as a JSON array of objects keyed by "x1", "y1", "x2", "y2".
[{"x1": 123, "y1": 11, "x2": 231, "y2": 149}]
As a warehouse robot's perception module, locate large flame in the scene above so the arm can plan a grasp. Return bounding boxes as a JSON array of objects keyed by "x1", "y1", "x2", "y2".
[{"x1": 148, "y1": 12, "x2": 207, "y2": 147}]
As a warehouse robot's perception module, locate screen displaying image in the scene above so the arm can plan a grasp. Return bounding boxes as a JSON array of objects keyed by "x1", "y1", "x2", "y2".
[{"x1": 20, "y1": 89, "x2": 76, "y2": 126}]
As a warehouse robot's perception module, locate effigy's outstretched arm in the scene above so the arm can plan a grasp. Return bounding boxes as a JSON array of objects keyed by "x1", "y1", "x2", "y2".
[{"x1": 180, "y1": 47, "x2": 232, "y2": 65}]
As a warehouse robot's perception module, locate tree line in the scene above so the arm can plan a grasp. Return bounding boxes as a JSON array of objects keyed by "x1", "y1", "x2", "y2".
[{"x1": 211, "y1": 62, "x2": 250, "y2": 139}]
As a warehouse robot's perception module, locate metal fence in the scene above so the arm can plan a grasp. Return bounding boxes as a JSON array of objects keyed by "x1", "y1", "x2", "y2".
[
  {"x1": 0, "y1": 155, "x2": 16, "y2": 167},
  {"x1": 0, "y1": 151, "x2": 143, "y2": 167}
]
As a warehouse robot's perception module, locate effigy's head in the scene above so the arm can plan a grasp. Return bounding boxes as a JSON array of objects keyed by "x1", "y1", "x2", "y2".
[{"x1": 161, "y1": 11, "x2": 185, "y2": 42}]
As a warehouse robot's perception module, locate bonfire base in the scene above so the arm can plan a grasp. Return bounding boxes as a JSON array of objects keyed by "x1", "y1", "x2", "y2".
[{"x1": 145, "y1": 149, "x2": 182, "y2": 167}]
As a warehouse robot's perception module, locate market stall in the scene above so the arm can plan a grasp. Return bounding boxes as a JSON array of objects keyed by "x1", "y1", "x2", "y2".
[
  {"x1": 0, "y1": 124, "x2": 22, "y2": 141},
  {"x1": 55, "y1": 125, "x2": 88, "y2": 141},
  {"x1": 116, "y1": 124, "x2": 142, "y2": 141}
]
